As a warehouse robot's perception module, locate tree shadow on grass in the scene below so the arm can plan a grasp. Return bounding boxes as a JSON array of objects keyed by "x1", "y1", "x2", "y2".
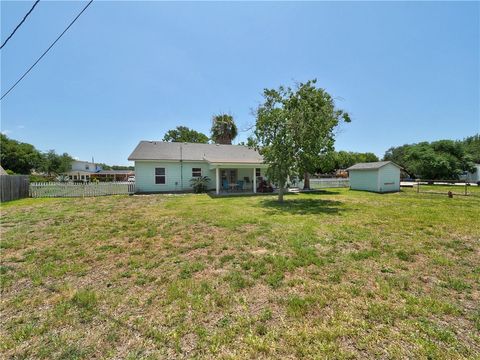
[{"x1": 259, "y1": 197, "x2": 347, "y2": 216}]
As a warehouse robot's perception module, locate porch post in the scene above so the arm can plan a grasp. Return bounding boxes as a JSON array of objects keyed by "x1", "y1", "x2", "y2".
[
  {"x1": 253, "y1": 168, "x2": 257, "y2": 193},
  {"x1": 216, "y1": 167, "x2": 220, "y2": 194}
]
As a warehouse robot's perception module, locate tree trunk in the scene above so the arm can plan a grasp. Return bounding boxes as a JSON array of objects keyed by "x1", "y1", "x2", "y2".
[
  {"x1": 278, "y1": 180, "x2": 285, "y2": 202},
  {"x1": 303, "y1": 171, "x2": 310, "y2": 190}
]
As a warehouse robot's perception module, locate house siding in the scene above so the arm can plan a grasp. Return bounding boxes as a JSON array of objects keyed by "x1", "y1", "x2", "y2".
[
  {"x1": 134, "y1": 161, "x2": 264, "y2": 193},
  {"x1": 135, "y1": 161, "x2": 216, "y2": 193},
  {"x1": 377, "y1": 163, "x2": 400, "y2": 193},
  {"x1": 349, "y1": 170, "x2": 379, "y2": 192}
]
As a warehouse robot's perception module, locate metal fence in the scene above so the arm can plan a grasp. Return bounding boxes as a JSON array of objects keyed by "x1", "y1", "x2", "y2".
[
  {"x1": 309, "y1": 178, "x2": 350, "y2": 189},
  {"x1": 411, "y1": 179, "x2": 479, "y2": 197},
  {"x1": 30, "y1": 181, "x2": 135, "y2": 198},
  {"x1": 0, "y1": 175, "x2": 30, "y2": 202}
]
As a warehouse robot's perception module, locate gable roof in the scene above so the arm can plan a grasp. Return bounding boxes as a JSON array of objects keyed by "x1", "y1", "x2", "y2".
[
  {"x1": 346, "y1": 161, "x2": 402, "y2": 171},
  {"x1": 128, "y1": 141, "x2": 264, "y2": 164}
]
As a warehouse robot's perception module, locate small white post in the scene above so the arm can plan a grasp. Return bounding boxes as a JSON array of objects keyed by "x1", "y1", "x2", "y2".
[
  {"x1": 253, "y1": 168, "x2": 257, "y2": 193},
  {"x1": 216, "y1": 167, "x2": 220, "y2": 195}
]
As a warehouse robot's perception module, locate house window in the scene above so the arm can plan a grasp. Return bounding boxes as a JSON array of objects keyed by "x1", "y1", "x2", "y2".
[
  {"x1": 85, "y1": 165, "x2": 89, "y2": 170},
  {"x1": 192, "y1": 168, "x2": 202, "y2": 177},
  {"x1": 155, "y1": 168, "x2": 166, "y2": 184},
  {"x1": 256, "y1": 168, "x2": 261, "y2": 177}
]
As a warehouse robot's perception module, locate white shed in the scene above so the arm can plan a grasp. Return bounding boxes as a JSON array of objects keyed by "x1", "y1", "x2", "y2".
[{"x1": 346, "y1": 161, "x2": 402, "y2": 193}]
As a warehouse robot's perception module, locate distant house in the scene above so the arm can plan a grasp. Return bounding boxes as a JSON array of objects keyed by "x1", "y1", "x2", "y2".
[
  {"x1": 128, "y1": 141, "x2": 267, "y2": 194},
  {"x1": 66, "y1": 160, "x2": 101, "y2": 181},
  {"x1": 0, "y1": 165, "x2": 8, "y2": 175},
  {"x1": 347, "y1": 161, "x2": 401, "y2": 193},
  {"x1": 91, "y1": 169, "x2": 134, "y2": 182},
  {"x1": 65, "y1": 160, "x2": 133, "y2": 182},
  {"x1": 461, "y1": 164, "x2": 480, "y2": 184}
]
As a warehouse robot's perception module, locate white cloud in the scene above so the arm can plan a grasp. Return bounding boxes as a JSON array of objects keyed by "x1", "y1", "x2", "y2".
[
  {"x1": 16, "y1": 125, "x2": 25, "y2": 129},
  {"x1": 1, "y1": 130, "x2": 12, "y2": 135}
]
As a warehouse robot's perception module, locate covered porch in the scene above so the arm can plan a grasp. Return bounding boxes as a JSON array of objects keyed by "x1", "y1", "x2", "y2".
[{"x1": 208, "y1": 162, "x2": 268, "y2": 195}]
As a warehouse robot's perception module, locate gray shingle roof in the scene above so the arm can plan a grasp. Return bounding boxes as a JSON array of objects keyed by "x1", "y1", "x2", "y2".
[
  {"x1": 346, "y1": 161, "x2": 402, "y2": 171},
  {"x1": 128, "y1": 141, "x2": 264, "y2": 164}
]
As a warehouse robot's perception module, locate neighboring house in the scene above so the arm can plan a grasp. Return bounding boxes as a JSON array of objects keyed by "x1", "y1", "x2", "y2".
[
  {"x1": 128, "y1": 141, "x2": 267, "y2": 194},
  {"x1": 66, "y1": 160, "x2": 102, "y2": 181},
  {"x1": 91, "y1": 170, "x2": 134, "y2": 182},
  {"x1": 347, "y1": 161, "x2": 401, "y2": 193},
  {"x1": 461, "y1": 164, "x2": 480, "y2": 184},
  {"x1": 0, "y1": 165, "x2": 8, "y2": 175}
]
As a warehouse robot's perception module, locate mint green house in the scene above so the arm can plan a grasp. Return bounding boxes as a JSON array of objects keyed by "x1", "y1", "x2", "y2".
[
  {"x1": 128, "y1": 141, "x2": 267, "y2": 194},
  {"x1": 347, "y1": 161, "x2": 401, "y2": 193}
]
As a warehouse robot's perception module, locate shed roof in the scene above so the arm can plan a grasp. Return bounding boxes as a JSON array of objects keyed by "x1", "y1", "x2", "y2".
[
  {"x1": 346, "y1": 161, "x2": 402, "y2": 171},
  {"x1": 128, "y1": 141, "x2": 264, "y2": 164}
]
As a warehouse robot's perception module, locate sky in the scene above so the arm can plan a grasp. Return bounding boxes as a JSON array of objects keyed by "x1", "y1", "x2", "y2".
[{"x1": 1, "y1": 1, "x2": 479, "y2": 165}]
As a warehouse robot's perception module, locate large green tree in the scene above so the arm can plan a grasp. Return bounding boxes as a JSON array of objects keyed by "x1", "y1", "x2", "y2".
[
  {"x1": 163, "y1": 126, "x2": 209, "y2": 143},
  {"x1": 39, "y1": 150, "x2": 73, "y2": 176},
  {"x1": 462, "y1": 134, "x2": 480, "y2": 163},
  {"x1": 211, "y1": 114, "x2": 238, "y2": 145},
  {"x1": 0, "y1": 134, "x2": 42, "y2": 174},
  {"x1": 255, "y1": 80, "x2": 350, "y2": 201},
  {"x1": 383, "y1": 139, "x2": 476, "y2": 179}
]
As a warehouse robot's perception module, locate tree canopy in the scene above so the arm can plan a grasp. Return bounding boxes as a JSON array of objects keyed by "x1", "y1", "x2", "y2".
[
  {"x1": 316, "y1": 151, "x2": 379, "y2": 173},
  {"x1": 254, "y1": 80, "x2": 350, "y2": 201},
  {"x1": 39, "y1": 150, "x2": 73, "y2": 176},
  {"x1": 211, "y1": 114, "x2": 238, "y2": 145},
  {"x1": 162, "y1": 126, "x2": 209, "y2": 143},
  {"x1": 383, "y1": 137, "x2": 477, "y2": 179},
  {"x1": 462, "y1": 134, "x2": 480, "y2": 163},
  {"x1": 0, "y1": 134, "x2": 42, "y2": 174}
]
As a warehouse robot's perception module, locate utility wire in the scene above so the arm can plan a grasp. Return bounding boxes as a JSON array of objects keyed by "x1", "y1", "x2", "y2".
[
  {"x1": 1, "y1": 0, "x2": 93, "y2": 101},
  {"x1": 1, "y1": 0, "x2": 41, "y2": 50}
]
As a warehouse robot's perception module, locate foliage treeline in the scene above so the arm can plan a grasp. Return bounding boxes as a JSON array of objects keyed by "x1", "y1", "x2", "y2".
[
  {"x1": 0, "y1": 134, "x2": 133, "y2": 176},
  {"x1": 317, "y1": 151, "x2": 379, "y2": 173},
  {"x1": 162, "y1": 126, "x2": 209, "y2": 143},
  {"x1": 383, "y1": 135, "x2": 479, "y2": 179},
  {"x1": 0, "y1": 134, "x2": 72, "y2": 175}
]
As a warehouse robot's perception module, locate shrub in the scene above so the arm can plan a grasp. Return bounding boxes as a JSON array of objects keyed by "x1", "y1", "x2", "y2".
[{"x1": 190, "y1": 176, "x2": 211, "y2": 193}]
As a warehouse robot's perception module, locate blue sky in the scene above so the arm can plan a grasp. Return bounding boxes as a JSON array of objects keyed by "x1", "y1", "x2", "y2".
[{"x1": 1, "y1": 1, "x2": 479, "y2": 165}]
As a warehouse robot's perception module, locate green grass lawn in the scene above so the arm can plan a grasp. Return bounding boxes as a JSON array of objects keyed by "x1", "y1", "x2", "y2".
[{"x1": 1, "y1": 188, "x2": 479, "y2": 359}]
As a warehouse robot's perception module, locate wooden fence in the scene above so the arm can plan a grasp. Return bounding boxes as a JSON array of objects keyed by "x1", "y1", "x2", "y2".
[
  {"x1": 0, "y1": 175, "x2": 30, "y2": 202},
  {"x1": 30, "y1": 182, "x2": 135, "y2": 198},
  {"x1": 309, "y1": 178, "x2": 350, "y2": 189}
]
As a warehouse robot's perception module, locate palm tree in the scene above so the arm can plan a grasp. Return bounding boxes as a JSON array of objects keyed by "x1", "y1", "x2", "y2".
[{"x1": 211, "y1": 114, "x2": 238, "y2": 145}]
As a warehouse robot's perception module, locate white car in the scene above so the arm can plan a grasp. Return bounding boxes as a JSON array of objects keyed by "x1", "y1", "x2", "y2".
[{"x1": 127, "y1": 176, "x2": 135, "y2": 182}]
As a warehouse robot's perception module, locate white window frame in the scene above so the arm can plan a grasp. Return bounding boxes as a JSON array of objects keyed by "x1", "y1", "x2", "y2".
[{"x1": 155, "y1": 167, "x2": 166, "y2": 185}]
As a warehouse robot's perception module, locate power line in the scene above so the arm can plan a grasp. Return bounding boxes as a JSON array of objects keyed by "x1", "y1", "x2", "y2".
[
  {"x1": 1, "y1": 0, "x2": 41, "y2": 50},
  {"x1": 0, "y1": 0, "x2": 93, "y2": 101}
]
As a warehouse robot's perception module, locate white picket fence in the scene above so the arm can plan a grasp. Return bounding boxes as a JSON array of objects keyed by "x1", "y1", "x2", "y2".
[
  {"x1": 30, "y1": 182, "x2": 135, "y2": 198},
  {"x1": 309, "y1": 178, "x2": 350, "y2": 189}
]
